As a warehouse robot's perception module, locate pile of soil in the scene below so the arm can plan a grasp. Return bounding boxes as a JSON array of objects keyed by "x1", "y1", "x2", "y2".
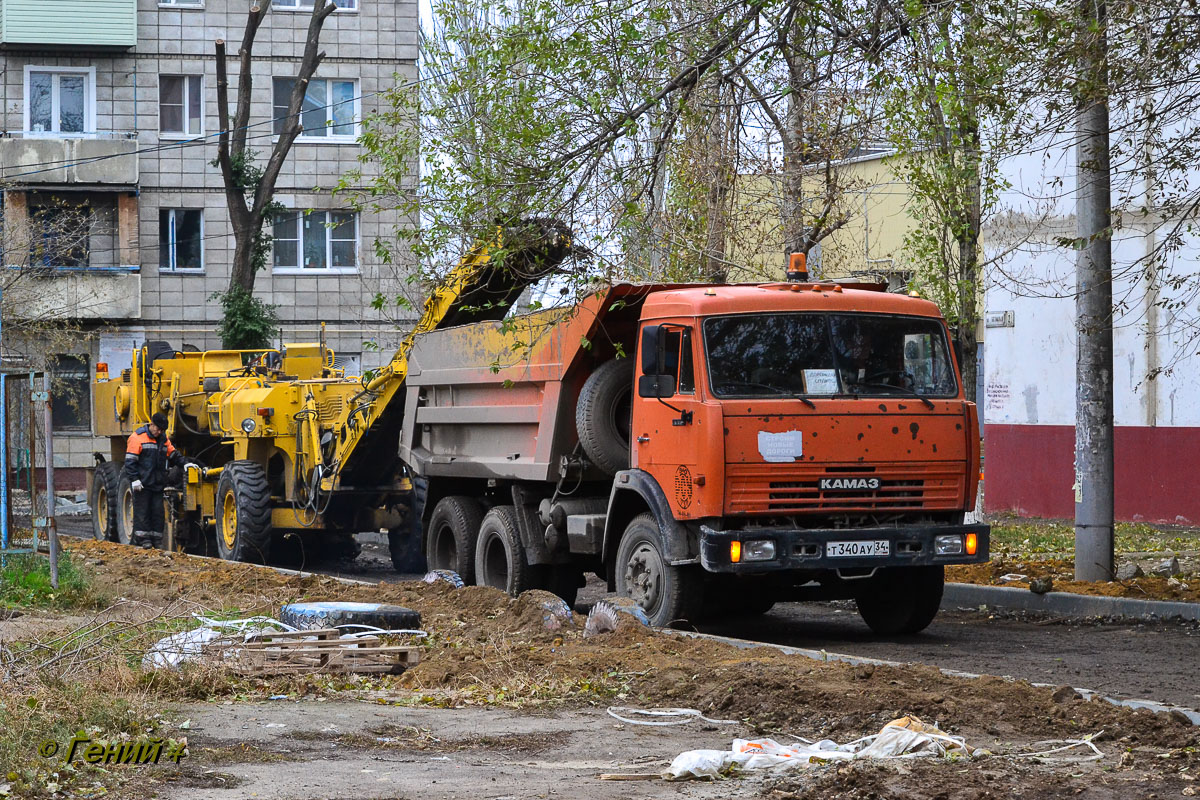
[
  {"x1": 948, "y1": 558, "x2": 1200, "y2": 604},
  {"x1": 63, "y1": 540, "x2": 1199, "y2": 755}
]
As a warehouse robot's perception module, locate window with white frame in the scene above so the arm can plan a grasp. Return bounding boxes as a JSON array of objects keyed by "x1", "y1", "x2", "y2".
[
  {"x1": 25, "y1": 67, "x2": 95, "y2": 136},
  {"x1": 159, "y1": 75, "x2": 204, "y2": 136},
  {"x1": 273, "y1": 78, "x2": 357, "y2": 139},
  {"x1": 272, "y1": 211, "x2": 357, "y2": 271},
  {"x1": 159, "y1": 209, "x2": 204, "y2": 271},
  {"x1": 272, "y1": 0, "x2": 357, "y2": 10}
]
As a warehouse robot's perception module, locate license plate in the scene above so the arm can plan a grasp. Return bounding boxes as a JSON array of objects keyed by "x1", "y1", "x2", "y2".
[{"x1": 826, "y1": 540, "x2": 890, "y2": 558}]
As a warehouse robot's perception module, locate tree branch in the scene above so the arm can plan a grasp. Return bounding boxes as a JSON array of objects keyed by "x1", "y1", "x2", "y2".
[{"x1": 253, "y1": 0, "x2": 337, "y2": 215}]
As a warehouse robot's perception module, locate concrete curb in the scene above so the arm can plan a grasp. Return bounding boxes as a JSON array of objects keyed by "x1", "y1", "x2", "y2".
[{"x1": 943, "y1": 582, "x2": 1200, "y2": 621}]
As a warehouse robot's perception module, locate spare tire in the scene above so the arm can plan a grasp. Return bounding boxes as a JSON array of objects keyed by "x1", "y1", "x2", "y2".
[
  {"x1": 576, "y1": 359, "x2": 633, "y2": 475},
  {"x1": 279, "y1": 602, "x2": 422, "y2": 631}
]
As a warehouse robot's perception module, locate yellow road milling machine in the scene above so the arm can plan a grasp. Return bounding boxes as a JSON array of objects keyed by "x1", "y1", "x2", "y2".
[{"x1": 88, "y1": 221, "x2": 571, "y2": 566}]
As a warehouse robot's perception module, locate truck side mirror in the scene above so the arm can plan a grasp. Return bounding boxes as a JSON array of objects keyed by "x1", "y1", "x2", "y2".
[
  {"x1": 638, "y1": 374, "x2": 677, "y2": 398},
  {"x1": 640, "y1": 325, "x2": 665, "y2": 375}
]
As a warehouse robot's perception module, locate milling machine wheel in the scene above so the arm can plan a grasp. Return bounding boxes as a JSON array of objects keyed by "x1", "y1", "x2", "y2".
[{"x1": 215, "y1": 460, "x2": 272, "y2": 563}]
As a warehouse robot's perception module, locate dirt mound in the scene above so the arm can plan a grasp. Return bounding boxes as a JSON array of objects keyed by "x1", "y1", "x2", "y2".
[
  {"x1": 948, "y1": 558, "x2": 1200, "y2": 603},
  {"x1": 61, "y1": 540, "x2": 1200, "y2": 756}
]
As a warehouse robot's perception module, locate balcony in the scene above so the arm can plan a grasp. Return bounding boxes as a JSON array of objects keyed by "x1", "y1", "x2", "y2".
[
  {"x1": 0, "y1": 134, "x2": 139, "y2": 186},
  {"x1": 0, "y1": 0, "x2": 137, "y2": 48},
  {"x1": 2, "y1": 188, "x2": 141, "y2": 320}
]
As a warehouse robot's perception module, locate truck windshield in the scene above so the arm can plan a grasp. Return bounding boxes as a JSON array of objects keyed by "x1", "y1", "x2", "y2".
[{"x1": 703, "y1": 313, "x2": 958, "y2": 398}]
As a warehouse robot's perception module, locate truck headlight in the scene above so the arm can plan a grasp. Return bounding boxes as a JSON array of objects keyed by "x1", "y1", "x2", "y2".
[
  {"x1": 241, "y1": 417, "x2": 257, "y2": 433},
  {"x1": 934, "y1": 534, "x2": 963, "y2": 555},
  {"x1": 742, "y1": 540, "x2": 776, "y2": 562}
]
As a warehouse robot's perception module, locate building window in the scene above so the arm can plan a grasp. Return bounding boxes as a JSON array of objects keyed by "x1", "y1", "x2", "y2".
[
  {"x1": 51, "y1": 355, "x2": 91, "y2": 431},
  {"x1": 31, "y1": 204, "x2": 90, "y2": 268},
  {"x1": 273, "y1": 78, "x2": 357, "y2": 139},
  {"x1": 158, "y1": 0, "x2": 203, "y2": 6},
  {"x1": 272, "y1": 0, "x2": 357, "y2": 10},
  {"x1": 25, "y1": 67, "x2": 95, "y2": 136},
  {"x1": 159, "y1": 75, "x2": 204, "y2": 136},
  {"x1": 159, "y1": 209, "x2": 204, "y2": 271},
  {"x1": 272, "y1": 211, "x2": 357, "y2": 271}
]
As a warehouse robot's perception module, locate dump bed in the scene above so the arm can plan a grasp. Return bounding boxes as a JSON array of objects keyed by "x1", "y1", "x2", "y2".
[{"x1": 399, "y1": 284, "x2": 669, "y2": 482}]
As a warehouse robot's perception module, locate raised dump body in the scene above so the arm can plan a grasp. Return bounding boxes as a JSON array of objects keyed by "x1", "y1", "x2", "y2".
[{"x1": 399, "y1": 280, "x2": 990, "y2": 634}]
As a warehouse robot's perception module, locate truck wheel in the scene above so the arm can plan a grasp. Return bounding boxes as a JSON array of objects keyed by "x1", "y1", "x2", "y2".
[
  {"x1": 215, "y1": 460, "x2": 272, "y2": 563},
  {"x1": 115, "y1": 474, "x2": 136, "y2": 546},
  {"x1": 425, "y1": 495, "x2": 484, "y2": 584},
  {"x1": 90, "y1": 462, "x2": 121, "y2": 541},
  {"x1": 474, "y1": 505, "x2": 543, "y2": 596},
  {"x1": 576, "y1": 359, "x2": 633, "y2": 475},
  {"x1": 390, "y1": 477, "x2": 429, "y2": 573},
  {"x1": 614, "y1": 513, "x2": 701, "y2": 627},
  {"x1": 855, "y1": 566, "x2": 945, "y2": 635}
]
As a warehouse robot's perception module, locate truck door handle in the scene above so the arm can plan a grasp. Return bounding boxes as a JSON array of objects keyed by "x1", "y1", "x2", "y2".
[{"x1": 637, "y1": 435, "x2": 650, "y2": 443}]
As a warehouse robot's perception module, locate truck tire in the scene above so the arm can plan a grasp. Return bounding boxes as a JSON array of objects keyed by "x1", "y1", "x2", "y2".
[
  {"x1": 614, "y1": 513, "x2": 702, "y2": 627},
  {"x1": 425, "y1": 495, "x2": 484, "y2": 584},
  {"x1": 855, "y1": 566, "x2": 944, "y2": 636},
  {"x1": 576, "y1": 359, "x2": 633, "y2": 475},
  {"x1": 280, "y1": 601, "x2": 422, "y2": 631},
  {"x1": 475, "y1": 505, "x2": 543, "y2": 596},
  {"x1": 115, "y1": 473, "x2": 136, "y2": 546},
  {"x1": 389, "y1": 477, "x2": 428, "y2": 574},
  {"x1": 90, "y1": 462, "x2": 121, "y2": 542},
  {"x1": 215, "y1": 460, "x2": 272, "y2": 563}
]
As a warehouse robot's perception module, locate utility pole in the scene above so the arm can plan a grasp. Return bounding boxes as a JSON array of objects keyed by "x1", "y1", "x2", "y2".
[{"x1": 1073, "y1": 0, "x2": 1114, "y2": 581}]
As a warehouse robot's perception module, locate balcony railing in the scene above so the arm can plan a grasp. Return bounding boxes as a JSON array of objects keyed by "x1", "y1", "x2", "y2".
[
  {"x1": 0, "y1": 0, "x2": 137, "y2": 48},
  {"x1": 0, "y1": 134, "x2": 139, "y2": 185}
]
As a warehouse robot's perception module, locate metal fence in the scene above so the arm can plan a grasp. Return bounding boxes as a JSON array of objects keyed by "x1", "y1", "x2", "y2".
[{"x1": 1, "y1": 370, "x2": 61, "y2": 586}]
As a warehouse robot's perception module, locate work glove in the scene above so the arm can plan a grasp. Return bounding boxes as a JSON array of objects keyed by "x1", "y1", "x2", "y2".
[{"x1": 131, "y1": 480, "x2": 143, "y2": 492}]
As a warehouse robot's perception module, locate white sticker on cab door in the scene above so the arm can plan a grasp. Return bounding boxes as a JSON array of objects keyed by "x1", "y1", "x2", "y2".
[{"x1": 757, "y1": 430, "x2": 804, "y2": 463}]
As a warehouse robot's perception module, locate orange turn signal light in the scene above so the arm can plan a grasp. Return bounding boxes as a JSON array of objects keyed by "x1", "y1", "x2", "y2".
[
  {"x1": 965, "y1": 533, "x2": 978, "y2": 556},
  {"x1": 730, "y1": 541, "x2": 742, "y2": 563}
]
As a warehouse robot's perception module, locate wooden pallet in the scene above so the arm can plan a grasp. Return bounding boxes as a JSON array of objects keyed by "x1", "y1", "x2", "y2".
[{"x1": 203, "y1": 628, "x2": 420, "y2": 675}]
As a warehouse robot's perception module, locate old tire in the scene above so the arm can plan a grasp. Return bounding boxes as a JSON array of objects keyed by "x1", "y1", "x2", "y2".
[
  {"x1": 475, "y1": 505, "x2": 543, "y2": 596},
  {"x1": 280, "y1": 602, "x2": 421, "y2": 631},
  {"x1": 576, "y1": 359, "x2": 633, "y2": 475},
  {"x1": 855, "y1": 566, "x2": 945, "y2": 635},
  {"x1": 614, "y1": 513, "x2": 702, "y2": 627},
  {"x1": 115, "y1": 473, "x2": 136, "y2": 546},
  {"x1": 390, "y1": 477, "x2": 428, "y2": 573},
  {"x1": 90, "y1": 462, "x2": 121, "y2": 542},
  {"x1": 215, "y1": 460, "x2": 272, "y2": 563},
  {"x1": 425, "y1": 495, "x2": 484, "y2": 584}
]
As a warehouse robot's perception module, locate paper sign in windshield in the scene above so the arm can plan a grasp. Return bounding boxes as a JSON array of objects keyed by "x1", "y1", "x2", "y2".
[
  {"x1": 803, "y1": 369, "x2": 839, "y2": 395},
  {"x1": 758, "y1": 430, "x2": 804, "y2": 463}
]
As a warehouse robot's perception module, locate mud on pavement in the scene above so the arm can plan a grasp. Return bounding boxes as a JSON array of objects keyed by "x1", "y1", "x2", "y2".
[{"x1": 14, "y1": 540, "x2": 1199, "y2": 798}]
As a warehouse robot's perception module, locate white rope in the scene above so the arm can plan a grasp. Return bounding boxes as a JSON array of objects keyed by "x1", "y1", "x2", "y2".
[
  {"x1": 606, "y1": 706, "x2": 740, "y2": 727},
  {"x1": 1001, "y1": 732, "x2": 1106, "y2": 762}
]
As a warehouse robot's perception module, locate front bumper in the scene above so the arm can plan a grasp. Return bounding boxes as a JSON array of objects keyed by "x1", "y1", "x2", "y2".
[{"x1": 699, "y1": 523, "x2": 990, "y2": 573}]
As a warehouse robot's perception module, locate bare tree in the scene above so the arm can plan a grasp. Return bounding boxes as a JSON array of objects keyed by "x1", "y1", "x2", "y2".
[{"x1": 213, "y1": 0, "x2": 337, "y2": 346}]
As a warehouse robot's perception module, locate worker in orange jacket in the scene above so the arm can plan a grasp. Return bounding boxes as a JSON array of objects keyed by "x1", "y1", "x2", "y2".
[{"x1": 124, "y1": 412, "x2": 184, "y2": 547}]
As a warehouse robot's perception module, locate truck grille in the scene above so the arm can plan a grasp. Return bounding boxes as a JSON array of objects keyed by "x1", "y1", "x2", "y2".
[{"x1": 725, "y1": 463, "x2": 964, "y2": 514}]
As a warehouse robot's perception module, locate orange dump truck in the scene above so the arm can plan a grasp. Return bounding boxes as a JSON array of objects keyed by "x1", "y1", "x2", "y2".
[{"x1": 399, "y1": 278, "x2": 989, "y2": 632}]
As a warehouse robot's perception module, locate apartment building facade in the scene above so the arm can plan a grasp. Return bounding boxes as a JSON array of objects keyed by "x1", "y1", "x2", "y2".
[{"x1": 0, "y1": 0, "x2": 417, "y2": 487}]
